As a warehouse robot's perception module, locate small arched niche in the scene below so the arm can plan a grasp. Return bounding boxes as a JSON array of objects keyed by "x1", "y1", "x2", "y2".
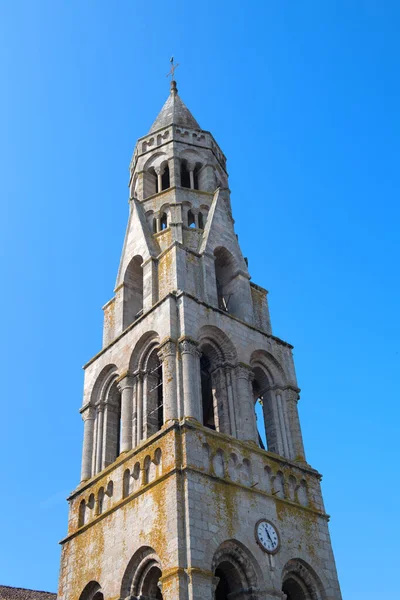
[{"x1": 123, "y1": 255, "x2": 144, "y2": 329}]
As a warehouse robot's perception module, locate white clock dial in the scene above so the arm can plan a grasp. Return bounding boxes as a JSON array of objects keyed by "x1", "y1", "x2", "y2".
[{"x1": 255, "y1": 519, "x2": 280, "y2": 554}]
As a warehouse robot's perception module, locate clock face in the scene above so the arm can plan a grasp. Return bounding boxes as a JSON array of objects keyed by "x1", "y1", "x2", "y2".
[{"x1": 255, "y1": 519, "x2": 280, "y2": 554}]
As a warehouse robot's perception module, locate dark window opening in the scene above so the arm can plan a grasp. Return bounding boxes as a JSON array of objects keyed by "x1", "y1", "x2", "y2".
[
  {"x1": 282, "y1": 578, "x2": 307, "y2": 600},
  {"x1": 188, "y1": 210, "x2": 196, "y2": 228},
  {"x1": 201, "y1": 354, "x2": 215, "y2": 430},
  {"x1": 153, "y1": 218, "x2": 157, "y2": 233},
  {"x1": 161, "y1": 165, "x2": 170, "y2": 190},
  {"x1": 181, "y1": 161, "x2": 191, "y2": 188},
  {"x1": 198, "y1": 212, "x2": 204, "y2": 229},
  {"x1": 215, "y1": 567, "x2": 230, "y2": 600},
  {"x1": 142, "y1": 566, "x2": 163, "y2": 600},
  {"x1": 160, "y1": 213, "x2": 168, "y2": 230},
  {"x1": 145, "y1": 351, "x2": 163, "y2": 438}
]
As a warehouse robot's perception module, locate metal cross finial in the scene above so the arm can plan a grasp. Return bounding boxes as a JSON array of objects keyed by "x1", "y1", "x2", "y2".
[{"x1": 166, "y1": 56, "x2": 179, "y2": 81}]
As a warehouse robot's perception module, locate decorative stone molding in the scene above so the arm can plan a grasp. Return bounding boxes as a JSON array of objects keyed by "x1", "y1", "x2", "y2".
[
  {"x1": 235, "y1": 363, "x2": 253, "y2": 380},
  {"x1": 80, "y1": 404, "x2": 96, "y2": 421},
  {"x1": 157, "y1": 338, "x2": 177, "y2": 361},
  {"x1": 117, "y1": 372, "x2": 135, "y2": 392},
  {"x1": 178, "y1": 337, "x2": 200, "y2": 357}
]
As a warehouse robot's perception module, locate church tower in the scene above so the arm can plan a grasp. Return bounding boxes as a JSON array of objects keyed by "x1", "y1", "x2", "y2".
[{"x1": 58, "y1": 79, "x2": 342, "y2": 600}]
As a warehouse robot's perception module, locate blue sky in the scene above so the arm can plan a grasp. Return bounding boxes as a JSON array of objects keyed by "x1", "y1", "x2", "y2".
[{"x1": 0, "y1": 1, "x2": 399, "y2": 597}]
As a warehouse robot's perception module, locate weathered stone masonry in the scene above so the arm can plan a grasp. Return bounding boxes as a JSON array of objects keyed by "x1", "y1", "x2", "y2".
[{"x1": 58, "y1": 80, "x2": 342, "y2": 600}]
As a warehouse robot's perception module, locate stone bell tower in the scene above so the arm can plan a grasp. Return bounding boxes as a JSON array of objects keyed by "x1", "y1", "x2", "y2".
[{"x1": 58, "y1": 79, "x2": 342, "y2": 600}]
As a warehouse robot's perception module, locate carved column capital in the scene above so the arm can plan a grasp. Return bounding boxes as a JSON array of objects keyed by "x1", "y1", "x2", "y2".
[
  {"x1": 178, "y1": 337, "x2": 200, "y2": 358},
  {"x1": 80, "y1": 404, "x2": 96, "y2": 421},
  {"x1": 116, "y1": 371, "x2": 135, "y2": 392},
  {"x1": 235, "y1": 363, "x2": 253, "y2": 380},
  {"x1": 158, "y1": 338, "x2": 177, "y2": 361},
  {"x1": 154, "y1": 165, "x2": 165, "y2": 176}
]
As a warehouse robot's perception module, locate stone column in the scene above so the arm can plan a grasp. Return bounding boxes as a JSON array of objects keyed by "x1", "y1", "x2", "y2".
[
  {"x1": 285, "y1": 386, "x2": 306, "y2": 461},
  {"x1": 210, "y1": 366, "x2": 231, "y2": 435},
  {"x1": 156, "y1": 215, "x2": 161, "y2": 232},
  {"x1": 225, "y1": 365, "x2": 237, "y2": 438},
  {"x1": 274, "y1": 387, "x2": 291, "y2": 459},
  {"x1": 179, "y1": 338, "x2": 202, "y2": 421},
  {"x1": 188, "y1": 162, "x2": 195, "y2": 189},
  {"x1": 155, "y1": 166, "x2": 163, "y2": 193},
  {"x1": 117, "y1": 372, "x2": 134, "y2": 453},
  {"x1": 158, "y1": 339, "x2": 178, "y2": 423},
  {"x1": 235, "y1": 364, "x2": 258, "y2": 444},
  {"x1": 95, "y1": 405, "x2": 104, "y2": 474},
  {"x1": 80, "y1": 405, "x2": 95, "y2": 481},
  {"x1": 168, "y1": 154, "x2": 180, "y2": 188}
]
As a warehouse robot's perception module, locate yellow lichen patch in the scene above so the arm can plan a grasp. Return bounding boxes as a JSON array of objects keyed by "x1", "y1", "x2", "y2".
[
  {"x1": 274, "y1": 498, "x2": 319, "y2": 558},
  {"x1": 210, "y1": 478, "x2": 238, "y2": 539}
]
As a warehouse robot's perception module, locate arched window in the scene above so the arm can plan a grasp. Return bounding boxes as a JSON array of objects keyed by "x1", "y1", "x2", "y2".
[
  {"x1": 187, "y1": 209, "x2": 196, "y2": 228},
  {"x1": 198, "y1": 212, "x2": 204, "y2": 229},
  {"x1": 160, "y1": 212, "x2": 168, "y2": 230},
  {"x1": 120, "y1": 547, "x2": 163, "y2": 600},
  {"x1": 200, "y1": 354, "x2": 215, "y2": 430},
  {"x1": 282, "y1": 578, "x2": 307, "y2": 600},
  {"x1": 153, "y1": 218, "x2": 157, "y2": 233},
  {"x1": 144, "y1": 348, "x2": 163, "y2": 438},
  {"x1": 180, "y1": 160, "x2": 191, "y2": 188},
  {"x1": 123, "y1": 255, "x2": 144, "y2": 329},
  {"x1": 212, "y1": 541, "x2": 259, "y2": 600},
  {"x1": 161, "y1": 164, "x2": 170, "y2": 190},
  {"x1": 253, "y1": 376, "x2": 268, "y2": 450},
  {"x1": 102, "y1": 382, "x2": 121, "y2": 466},
  {"x1": 79, "y1": 581, "x2": 104, "y2": 600},
  {"x1": 282, "y1": 559, "x2": 326, "y2": 600}
]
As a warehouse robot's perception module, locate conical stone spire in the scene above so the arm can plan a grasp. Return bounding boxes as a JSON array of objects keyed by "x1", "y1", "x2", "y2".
[{"x1": 149, "y1": 80, "x2": 200, "y2": 133}]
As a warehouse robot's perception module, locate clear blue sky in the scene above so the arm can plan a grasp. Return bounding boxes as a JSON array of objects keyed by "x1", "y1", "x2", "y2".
[{"x1": 1, "y1": 1, "x2": 399, "y2": 597}]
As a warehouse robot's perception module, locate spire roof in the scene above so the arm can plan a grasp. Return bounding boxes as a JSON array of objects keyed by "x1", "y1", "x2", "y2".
[{"x1": 149, "y1": 80, "x2": 200, "y2": 133}]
